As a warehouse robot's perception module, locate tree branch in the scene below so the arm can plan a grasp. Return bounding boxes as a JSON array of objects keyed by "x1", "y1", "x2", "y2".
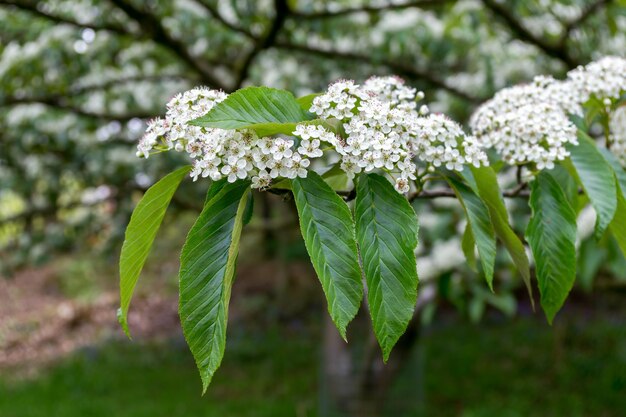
[
  {"x1": 0, "y1": 96, "x2": 158, "y2": 121},
  {"x1": 560, "y1": 0, "x2": 613, "y2": 46},
  {"x1": 291, "y1": 0, "x2": 449, "y2": 19},
  {"x1": 194, "y1": 0, "x2": 255, "y2": 39},
  {"x1": 0, "y1": 0, "x2": 129, "y2": 34},
  {"x1": 481, "y1": 0, "x2": 578, "y2": 68},
  {"x1": 233, "y1": 0, "x2": 290, "y2": 89},
  {"x1": 108, "y1": 0, "x2": 227, "y2": 90},
  {"x1": 274, "y1": 41, "x2": 482, "y2": 103}
]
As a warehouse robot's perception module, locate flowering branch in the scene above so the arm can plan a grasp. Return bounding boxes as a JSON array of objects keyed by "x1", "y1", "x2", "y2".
[
  {"x1": 233, "y1": 0, "x2": 290, "y2": 89},
  {"x1": 290, "y1": 0, "x2": 451, "y2": 19},
  {"x1": 108, "y1": 0, "x2": 227, "y2": 90},
  {"x1": 559, "y1": 0, "x2": 613, "y2": 46},
  {"x1": 274, "y1": 41, "x2": 482, "y2": 103},
  {"x1": 481, "y1": 0, "x2": 578, "y2": 68},
  {"x1": 0, "y1": 0, "x2": 129, "y2": 35}
]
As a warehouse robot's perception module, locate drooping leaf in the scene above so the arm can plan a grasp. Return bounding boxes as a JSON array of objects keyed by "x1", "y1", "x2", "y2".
[
  {"x1": 526, "y1": 171, "x2": 577, "y2": 324},
  {"x1": 599, "y1": 148, "x2": 626, "y2": 258},
  {"x1": 447, "y1": 176, "x2": 496, "y2": 289},
  {"x1": 118, "y1": 165, "x2": 191, "y2": 337},
  {"x1": 242, "y1": 191, "x2": 254, "y2": 225},
  {"x1": 179, "y1": 180, "x2": 250, "y2": 393},
  {"x1": 468, "y1": 166, "x2": 533, "y2": 304},
  {"x1": 292, "y1": 171, "x2": 363, "y2": 339},
  {"x1": 609, "y1": 190, "x2": 626, "y2": 258},
  {"x1": 566, "y1": 132, "x2": 617, "y2": 239},
  {"x1": 189, "y1": 86, "x2": 313, "y2": 136},
  {"x1": 599, "y1": 148, "x2": 626, "y2": 195},
  {"x1": 461, "y1": 223, "x2": 477, "y2": 272},
  {"x1": 355, "y1": 173, "x2": 419, "y2": 361}
]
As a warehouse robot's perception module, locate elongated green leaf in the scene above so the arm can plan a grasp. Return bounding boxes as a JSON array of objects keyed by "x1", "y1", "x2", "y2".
[
  {"x1": 189, "y1": 86, "x2": 313, "y2": 135},
  {"x1": 599, "y1": 148, "x2": 626, "y2": 196},
  {"x1": 610, "y1": 190, "x2": 626, "y2": 258},
  {"x1": 469, "y1": 166, "x2": 533, "y2": 303},
  {"x1": 292, "y1": 171, "x2": 363, "y2": 339},
  {"x1": 447, "y1": 176, "x2": 496, "y2": 289},
  {"x1": 567, "y1": 132, "x2": 617, "y2": 238},
  {"x1": 355, "y1": 173, "x2": 419, "y2": 361},
  {"x1": 118, "y1": 165, "x2": 191, "y2": 337},
  {"x1": 599, "y1": 148, "x2": 626, "y2": 258},
  {"x1": 179, "y1": 179, "x2": 250, "y2": 393},
  {"x1": 526, "y1": 172, "x2": 577, "y2": 324},
  {"x1": 462, "y1": 223, "x2": 477, "y2": 271}
]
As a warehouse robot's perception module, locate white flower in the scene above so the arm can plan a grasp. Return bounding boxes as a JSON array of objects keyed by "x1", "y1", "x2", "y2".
[
  {"x1": 140, "y1": 79, "x2": 490, "y2": 193},
  {"x1": 251, "y1": 171, "x2": 272, "y2": 190},
  {"x1": 395, "y1": 177, "x2": 410, "y2": 194},
  {"x1": 610, "y1": 106, "x2": 626, "y2": 167},
  {"x1": 470, "y1": 77, "x2": 580, "y2": 169},
  {"x1": 567, "y1": 56, "x2": 626, "y2": 105}
]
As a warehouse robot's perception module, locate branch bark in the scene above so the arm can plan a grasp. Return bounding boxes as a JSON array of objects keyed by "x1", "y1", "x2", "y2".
[
  {"x1": 0, "y1": 0, "x2": 129, "y2": 34},
  {"x1": 291, "y1": 0, "x2": 449, "y2": 19},
  {"x1": 481, "y1": 0, "x2": 578, "y2": 68},
  {"x1": 274, "y1": 41, "x2": 482, "y2": 103},
  {"x1": 108, "y1": 0, "x2": 227, "y2": 90},
  {"x1": 233, "y1": 0, "x2": 290, "y2": 89}
]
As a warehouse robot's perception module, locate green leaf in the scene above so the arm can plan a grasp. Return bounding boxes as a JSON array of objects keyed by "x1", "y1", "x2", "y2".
[
  {"x1": 469, "y1": 166, "x2": 533, "y2": 304},
  {"x1": 189, "y1": 86, "x2": 313, "y2": 135},
  {"x1": 179, "y1": 179, "x2": 251, "y2": 393},
  {"x1": 610, "y1": 191, "x2": 626, "y2": 258},
  {"x1": 599, "y1": 148, "x2": 626, "y2": 258},
  {"x1": 566, "y1": 132, "x2": 617, "y2": 239},
  {"x1": 296, "y1": 93, "x2": 321, "y2": 112},
  {"x1": 242, "y1": 191, "x2": 254, "y2": 225},
  {"x1": 462, "y1": 223, "x2": 477, "y2": 272},
  {"x1": 599, "y1": 148, "x2": 626, "y2": 195},
  {"x1": 525, "y1": 171, "x2": 577, "y2": 324},
  {"x1": 355, "y1": 173, "x2": 419, "y2": 361},
  {"x1": 447, "y1": 176, "x2": 496, "y2": 289},
  {"x1": 292, "y1": 171, "x2": 363, "y2": 339},
  {"x1": 118, "y1": 165, "x2": 191, "y2": 337}
]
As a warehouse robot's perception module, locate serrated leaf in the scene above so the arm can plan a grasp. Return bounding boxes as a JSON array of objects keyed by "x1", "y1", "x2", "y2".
[
  {"x1": 468, "y1": 166, "x2": 533, "y2": 304},
  {"x1": 609, "y1": 190, "x2": 626, "y2": 258},
  {"x1": 179, "y1": 179, "x2": 250, "y2": 393},
  {"x1": 599, "y1": 148, "x2": 626, "y2": 195},
  {"x1": 599, "y1": 148, "x2": 626, "y2": 258},
  {"x1": 242, "y1": 191, "x2": 254, "y2": 225},
  {"x1": 462, "y1": 223, "x2": 477, "y2": 272},
  {"x1": 566, "y1": 132, "x2": 617, "y2": 239},
  {"x1": 355, "y1": 173, "x2": 419, "y2": 361},
  {"x1": 292, "y1": 171, "x2": 363, "y2": 339},
  {"x1": 118, "y1": 165, "x2": 191, "y2": 337},
  {"x1": 447, "y1": 176, "x2": 496, "y2": 289},
  {"x1": 189, "y1": 86, "x2": 313, "y2": 135},
  {"x1": 526, "y1": 172, "x2": 577, "y2": 324}
]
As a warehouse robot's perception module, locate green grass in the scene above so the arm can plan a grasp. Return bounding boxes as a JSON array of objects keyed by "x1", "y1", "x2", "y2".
[
  {"x1": 0, "y1": 327, "x2": 318, "y2": 417},
  {"x1": 418, "y1": 316, "x2": 626, "y2": 417},
  {"x1": 1, "y1": 312, "x2": 625, "y2": 417}
]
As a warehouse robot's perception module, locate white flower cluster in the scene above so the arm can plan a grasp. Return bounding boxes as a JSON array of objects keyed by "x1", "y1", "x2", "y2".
[
  {"x1": 470, "y1": 56, "x2": 626, "y2": 171},
  {"x1": 610, "y1": 106, "x2": 626, "y2": 167},
  {"x1": 567, "y1": 56, "x2": 626, "y2": 105},
  {"x1": 137, "y1": 87, "x2": 321, "y2": 189},
  {"x1": 307, "y1": 76, "x2": 488, "y2": 193},
  {"x1": 138, "y1": 77, "x2": 488, "y2": 194}
]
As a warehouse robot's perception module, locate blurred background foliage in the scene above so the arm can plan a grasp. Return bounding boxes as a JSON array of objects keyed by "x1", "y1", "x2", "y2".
[{"x1": 1, "y1": 0, "x2": 626, "y2": 416}]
